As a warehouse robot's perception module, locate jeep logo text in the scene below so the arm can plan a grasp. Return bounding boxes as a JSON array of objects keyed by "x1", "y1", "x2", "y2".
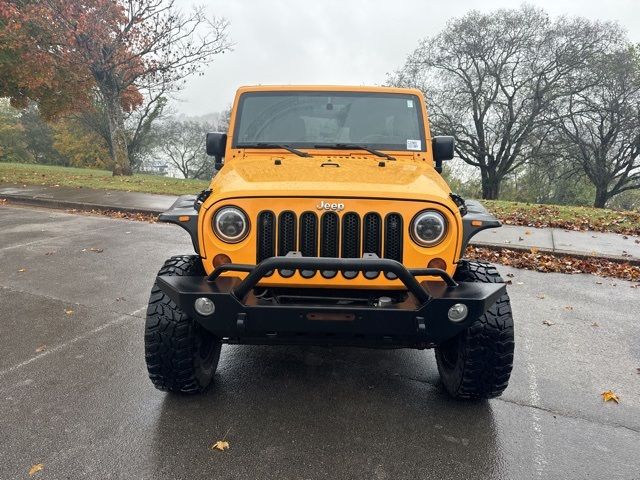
[{"x1": 316, "y1": 200, "x2": 345, "y2": 212}]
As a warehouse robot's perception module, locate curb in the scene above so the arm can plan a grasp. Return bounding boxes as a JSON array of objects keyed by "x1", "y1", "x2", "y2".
[
  {"x1": 0, "y1": 193, "x2": 163, "y2": 216},
  {"x1": 469, "y1": 242, "x2": 640, "y2": 266}
]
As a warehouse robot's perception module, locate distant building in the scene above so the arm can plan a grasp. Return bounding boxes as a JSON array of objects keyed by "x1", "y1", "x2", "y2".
[{"x1": 139, "y1": 161, "x2": 169, "y2": 176}]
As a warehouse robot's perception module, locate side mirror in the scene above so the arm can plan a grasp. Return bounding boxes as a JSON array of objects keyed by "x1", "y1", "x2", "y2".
[
  {"x1": 432, "y1": 136, "x2": 454, "y2": 174},
  {"x1": 206, "y1": 132, "x2": 227, "y2": 169}
]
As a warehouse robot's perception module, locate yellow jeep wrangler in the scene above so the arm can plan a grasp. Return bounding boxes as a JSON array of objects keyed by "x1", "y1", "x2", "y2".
[{"x1": 145, "y1": 85, "x2": 514, "y2": 399}]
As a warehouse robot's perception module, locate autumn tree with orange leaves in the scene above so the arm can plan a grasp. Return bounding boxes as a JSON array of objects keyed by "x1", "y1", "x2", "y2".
[{"x1": 0, "y1": 0, "x2": 230, "y2": 175}]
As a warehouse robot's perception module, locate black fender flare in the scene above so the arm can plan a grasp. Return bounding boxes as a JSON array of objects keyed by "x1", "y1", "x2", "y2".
[
  {"x1": 460, "y1": 200, "x2": 501, "y2": 254},
  {"x1": 158, "y1": 195, "x2": 200, "y2": 254}
]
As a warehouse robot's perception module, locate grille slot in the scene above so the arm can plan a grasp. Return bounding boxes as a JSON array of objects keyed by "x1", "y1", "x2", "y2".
[
  {"x1": 320, "y1": 212, "x2": 339, "y2": 278},
  {"x1": 257, "y1": 211, "x2": 276, "y2": 275},
  {"x1": 363, "y1": 213, "x2": 382, "y2": 256},
  {"x1": 299, "y1": 212, "x2": 318, "y2": 257},
  {"x1": 384, "y1": 213, "x2": 403, "y2": 279},
  {"x1": 341, "y1": 212, "x2": 360, "y2": 279},
  {"x1": 278, "y1": 211, "x2": 297, "y2": 277},
  {"x1": 363, "y1": 213, "x2": 382, "y2": 279},
  {"x1": 299, "y1": 212, "x2": 318, "y2": 278},
  {"x1": 320, "y1": 213, "x2": 339, "y2": 257},
  {"x1": 278, "y1": 211, "x2": 297, "y2": 256},
  {"x1": 341, "y1": 213, "x2": 361, "y2": 258}
]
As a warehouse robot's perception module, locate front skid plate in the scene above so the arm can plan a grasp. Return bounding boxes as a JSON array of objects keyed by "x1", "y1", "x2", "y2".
[{"x1": 156, "y1": 275, "x2": 506, "y2": 347}]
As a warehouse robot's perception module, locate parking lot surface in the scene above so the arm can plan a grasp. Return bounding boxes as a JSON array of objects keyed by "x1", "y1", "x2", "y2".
[{"x1": 1, "y1": 205, "x2": 639, "y2": 479}]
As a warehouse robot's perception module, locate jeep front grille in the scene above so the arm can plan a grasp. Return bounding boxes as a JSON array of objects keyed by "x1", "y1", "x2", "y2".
[{"x1": 256, "y1": 210, "x2": 403, "y2": 278}]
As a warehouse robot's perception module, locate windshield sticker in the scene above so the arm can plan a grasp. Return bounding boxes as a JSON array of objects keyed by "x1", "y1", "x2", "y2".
[
  {"x1": 407, "y1": 100, "x2": 414, "y2": 108},
  {"x1": 407, "y1": 139, "x2": 421, "y2": 150}
]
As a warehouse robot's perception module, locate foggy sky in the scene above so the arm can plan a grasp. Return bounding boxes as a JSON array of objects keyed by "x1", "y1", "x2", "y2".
[{"x1": 173, "y1": 0, "x2": 640, "y2": 117}]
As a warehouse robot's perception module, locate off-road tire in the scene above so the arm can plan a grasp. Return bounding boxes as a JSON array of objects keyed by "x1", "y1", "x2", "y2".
[
  {"x1": 145, "y1": 255, "x2": 222, "y2": 393},
  {"x1": 435, "y1": 260, "x2": 514, "y2": 400}
]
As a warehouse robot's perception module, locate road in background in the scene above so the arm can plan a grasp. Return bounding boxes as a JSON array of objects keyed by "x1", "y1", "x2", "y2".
[{"x1": 1, "y1": 205, "x2": 638, "y2": 479}]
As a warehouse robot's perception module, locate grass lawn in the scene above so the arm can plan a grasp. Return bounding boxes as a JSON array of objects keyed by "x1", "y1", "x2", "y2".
[
  {"x1": 0, "y1": 162, "x2": 209, "y2": 196},
  {"x1": 1, "y1": 162, "x2": 638, "y2": 235},
  {"x1": 483, "y1": 200, "x2": 640, "y2": 236}
]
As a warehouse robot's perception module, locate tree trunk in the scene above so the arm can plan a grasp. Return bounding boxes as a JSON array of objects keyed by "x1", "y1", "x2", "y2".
[
  {"x1": 480, "y1": 170, "x2": 501, "y2": 200},
  {"x1": 103, "y1": 90, "x2": 131, "y2": 176},
  {"x1": 593, "y1": 186, "x2": 609, "y2": 208}
]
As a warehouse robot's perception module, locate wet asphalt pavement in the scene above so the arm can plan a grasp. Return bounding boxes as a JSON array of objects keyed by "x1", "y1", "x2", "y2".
[{"x1": 0, "y1": 204, "x2": 639, "y2": 480}]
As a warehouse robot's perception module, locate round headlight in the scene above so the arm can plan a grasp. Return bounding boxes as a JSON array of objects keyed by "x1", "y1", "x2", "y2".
[
  {"x1": 411, "y1": 210, "x2": 447, "y2": 247},
  {"x1": 213, "y1": 206, "x2": 249, "y2": 243}
]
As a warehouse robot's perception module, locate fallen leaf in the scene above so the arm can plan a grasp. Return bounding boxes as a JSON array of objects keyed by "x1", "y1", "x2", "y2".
[
  {"x1": 518, "y1": 236, "x2": 524, "y2": 241},
  {"x1": 28, "y1": 463, "x2": 44, "y2": 476},
  {"x1": 506, "y1": 273, "x2": 515, "y2": 278},
  {"x1": 530, "y1": 247, "x2": 539, "y2": 254},
  {"x1": 525, "y1": 230, "x2": 531, "y2": 235},
  {"x1": 18, "y1": 268, "x2": 26, "y2": 273},
  {"x1": 542, "y1": 320, "x2": 555, "y2": 326},
  {"x1": 210, "y1": 440, "x2": 230, "y2": 451},
  {"x1": 601, "y1": 390, "x2": 619, "y2": 403},
  {"x1": 65, "y1": 309, "x2": 74, "y2": 315},
  {"x1": 537, "y1": 294, "x2": 545, "y2": 299},
  {"x1": 591, "y1": 322, "x2": 599, "y2": 327},
  {"x1": 564, "y1": 306, "x2": 573, "y2": 311},
  {"x1": 35, "y1": 344, "x2": 46, "y2": 353},
  {"x1": 44, "y1": 251, "x2": 55, "y2": 256}
]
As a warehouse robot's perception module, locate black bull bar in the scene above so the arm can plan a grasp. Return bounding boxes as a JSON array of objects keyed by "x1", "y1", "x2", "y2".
[{"x1": 156, "y1": 255, "x2": 506, "y2": 347}]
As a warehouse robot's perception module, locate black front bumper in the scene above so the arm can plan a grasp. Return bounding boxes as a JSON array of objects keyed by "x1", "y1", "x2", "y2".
[{"x1": 156, "y1": 255, "x2": 506, "y2": 348}]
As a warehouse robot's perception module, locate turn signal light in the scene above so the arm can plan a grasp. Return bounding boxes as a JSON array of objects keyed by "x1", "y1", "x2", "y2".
[
  {"x1": 428, "y1": 258, "x2": 447, "y2": 270},
  {"x1": 213, "y1": 254, "x2": 231, "y2": 268}
]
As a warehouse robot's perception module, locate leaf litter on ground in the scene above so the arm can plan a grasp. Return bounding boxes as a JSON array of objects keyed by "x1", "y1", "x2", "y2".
[{"x1": 467, "y1": 246, "x2": 640, "y2": 282}]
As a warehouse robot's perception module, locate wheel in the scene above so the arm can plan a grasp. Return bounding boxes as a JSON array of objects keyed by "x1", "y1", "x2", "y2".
[
  {"x1": 144, "y1": 255, "x2": 222, "y2": 393},
  {"x1": 435, "y1": 260, "x2": 515, "y2": 400}
]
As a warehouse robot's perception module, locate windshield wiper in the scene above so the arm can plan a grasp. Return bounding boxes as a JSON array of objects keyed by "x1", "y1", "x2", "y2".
[
  {"x1": 238, "y1": 143, "x2": 313, "y2": 158},
  {"x1": 314, "y1": 144, "x2": 396, "y2": 160}
]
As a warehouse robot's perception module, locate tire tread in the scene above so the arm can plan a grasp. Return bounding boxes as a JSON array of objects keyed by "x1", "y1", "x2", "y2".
[{"x1": 436, "y1": 260, "x2": 515, "y2": 399}]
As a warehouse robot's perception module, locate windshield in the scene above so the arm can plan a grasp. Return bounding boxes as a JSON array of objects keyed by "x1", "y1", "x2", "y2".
[{"x1": 232, "y1": 91, "x2": 425, "y2": 152}]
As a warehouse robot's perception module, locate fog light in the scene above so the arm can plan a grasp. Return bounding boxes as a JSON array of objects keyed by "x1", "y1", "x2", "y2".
[
  {"x1": 428, "y1": 257, "x2": 447, "y2": 270},
  {"x1": 448, "y1": 303, "x2": 468, "y2": 322},
  {"x1": 213, "y1": 254, "x2": 231, "y2": 268},
  {"x1": 194, "y1": 297, "x2": 215, "y2": 316}
]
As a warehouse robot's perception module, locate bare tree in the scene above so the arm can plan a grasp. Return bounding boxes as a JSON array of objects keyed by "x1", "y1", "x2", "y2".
[
  {"x1": 73, "y1": 79, "x2": 169, "y2": 171},
  {"x1": 390, "y1": 6, "x2": 622, "y2": 199},
  {"x1": 555, "y1": 48, "x2": 640, "y2": 208},
  {"x1": 158, "y1": 119, "x2": 214, "y2": 179}
]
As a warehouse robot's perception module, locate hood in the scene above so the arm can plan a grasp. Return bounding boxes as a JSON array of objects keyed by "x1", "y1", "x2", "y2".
[{"x1": 210, "y1": 155, "x2": 452, "y2": 203}]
